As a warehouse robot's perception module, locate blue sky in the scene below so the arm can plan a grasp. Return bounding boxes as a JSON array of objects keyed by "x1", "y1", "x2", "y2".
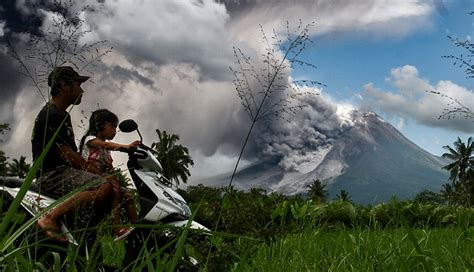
[
  {"x1": 292, "y1": 0, "x2": 473, "y2": 156},
  {"x1": 298, "y1": 0, "x2": 473, "y2": 92}
]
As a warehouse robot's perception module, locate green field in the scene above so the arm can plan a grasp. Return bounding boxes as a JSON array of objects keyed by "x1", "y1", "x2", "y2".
[
  {"x1": 233, "y1": 227, "x2": 474, "y2": 272},
  {"x1": 2, "y1": 185, "x2": 474, "y2": 271}
]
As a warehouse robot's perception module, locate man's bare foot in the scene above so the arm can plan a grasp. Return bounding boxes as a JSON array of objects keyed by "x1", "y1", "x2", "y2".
[{"x1": 37, "y1": 216, "x2": 68, "y2": 243}]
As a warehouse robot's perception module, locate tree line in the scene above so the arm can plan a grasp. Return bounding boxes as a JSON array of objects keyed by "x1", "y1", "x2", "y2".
[
  {"x1": 1, "y1": 119, "x2": 473, "y2": 207},
  {"x1": 0, "y1": 124, "x2": 31, "y2": 178},
  {"x1": 440, "y1": 137, "x2": 474, "y2": 207}
]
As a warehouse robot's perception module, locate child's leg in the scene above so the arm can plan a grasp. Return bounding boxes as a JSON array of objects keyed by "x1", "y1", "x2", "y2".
[
  {"x1": 122, "y1": 189, "x2": 138, "y2": 224},
  {"x1": 109, "y1": 178, "x2": 126, "y2": 236}
]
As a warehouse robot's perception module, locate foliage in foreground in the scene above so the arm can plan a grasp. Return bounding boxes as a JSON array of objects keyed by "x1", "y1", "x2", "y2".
[
  {"x1": 181, "y1": 184, "x2": 474, "y2": 238},
  {"x1": 178, "y1": 184, "x2": 474, "y2": 271},
  {"x1": 232, "y1": 227, "x2": 474, "y2": 271},
  {"x1": 2, "y1": 182, "x2": 474, "y2": 271}
]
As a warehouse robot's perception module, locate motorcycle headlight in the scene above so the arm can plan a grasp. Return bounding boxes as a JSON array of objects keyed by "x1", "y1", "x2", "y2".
[
  {"x1": 181, "y1": 203, "x2": 191, "y2": 217},
  {"x1": 163, "y1": 190, "x2": 192, "y2": 217}
]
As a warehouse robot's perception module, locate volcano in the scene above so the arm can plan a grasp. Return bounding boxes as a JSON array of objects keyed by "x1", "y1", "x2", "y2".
[{"x1": 206, "y1": 112, "x2": 450, "y2": 204}]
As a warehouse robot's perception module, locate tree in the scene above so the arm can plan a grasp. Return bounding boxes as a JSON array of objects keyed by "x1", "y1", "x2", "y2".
[
  {"x1": 336, "y1": 189, "x2": 352, "y2": 202},
  {"x1": 306, "y1": 179, "x2": 327, "y2": 204},
  {"x1": 0, "y1": 152, "x2": 7, "y2": 177},
  {"x1": 442, "y1": 137, "x2": 473, "y2": 206},
  {"x1": 7, "y1": 156, "x2": 31, "y2": 179},
  {"x1": 440, "y1": 183, "x2": 454, "y2": 206},
  {"x1": 413, "y1": 190, "x2": 445, "y2": 205},
  {"x1": 151, "y1": 129, "x2": 194, "y2": 185},
  {"x1": 0, "y1": 124, "x2": 10, "y2": 176}
]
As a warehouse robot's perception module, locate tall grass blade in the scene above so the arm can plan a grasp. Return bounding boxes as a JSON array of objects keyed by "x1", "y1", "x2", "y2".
[
  {"x1": 168, "y1": 205, "x2": 200, "y2": 271},
  {"x1": 52, "y1": 251, "x2": 62, "y2": 272}
]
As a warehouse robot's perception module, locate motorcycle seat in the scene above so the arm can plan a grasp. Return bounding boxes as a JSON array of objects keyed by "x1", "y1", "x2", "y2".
[
  {"x1": 0, "y1": 176, "x2": 24, "y2": 188},
  {"x1": 0, "y1": 176, "x2": 56, "y2": 198}
]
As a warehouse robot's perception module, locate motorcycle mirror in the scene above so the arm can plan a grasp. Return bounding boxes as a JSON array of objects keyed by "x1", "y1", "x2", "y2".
[{"x1": 119, "y1": 119, "x2": 138, "y2": 133}]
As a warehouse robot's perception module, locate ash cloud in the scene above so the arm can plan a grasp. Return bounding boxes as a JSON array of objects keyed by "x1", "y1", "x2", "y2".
[
  {"x1": 0, "y1": 0, "x2": 451, "y2": 181},
  {"x1": 251, "y1": 92, "x2": 354, "y2": 172},
  {"x1": 0, "y1": 51, "x2": 26, "y2": 108},
  {"x1": 83, "y1": 0, "x2": 234, "y2": 81},
  {"x1": 0, "y1": 0, "x2": 44, "y2": 37},
  {"x1": 0, "y1": 0, "x2": 64, "y2": 131},
  {"x1": 109, "y1": 65, "x2": 154, "y2": 87}
]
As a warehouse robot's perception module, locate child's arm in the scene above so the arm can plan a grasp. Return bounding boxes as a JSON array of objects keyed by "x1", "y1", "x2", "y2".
[{"x1": 87, "y1": 138, "x2": 141, "y2": 151}]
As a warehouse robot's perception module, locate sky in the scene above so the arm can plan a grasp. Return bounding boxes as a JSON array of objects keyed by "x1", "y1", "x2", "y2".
[{"x1": 0, "y1": 0, "x2": 473, "y2": 185}]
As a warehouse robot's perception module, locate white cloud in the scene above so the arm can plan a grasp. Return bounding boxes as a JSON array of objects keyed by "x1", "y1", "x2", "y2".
[
  {"x1": 396, "y1": 117, "x2": 405, "y2": 130},
  {"x1": 386, "y1": 65, "x2": 433, "y2": 96},
  {"x1": 0, "y1": 21, "x2": 4, "y2": 37},
  {"x1": 361, "y1": 65, "x2": 474, "y2": 133}
]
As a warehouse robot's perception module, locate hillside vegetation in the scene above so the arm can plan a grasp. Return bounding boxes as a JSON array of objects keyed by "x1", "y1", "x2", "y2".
[{"x1": 177, "y1": 184, "x2": 474, "y2": 271}]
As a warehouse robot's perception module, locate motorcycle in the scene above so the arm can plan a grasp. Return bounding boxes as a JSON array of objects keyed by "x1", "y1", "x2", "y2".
[{"x1": 0, "y1": 119, "x2": 209, "y2": 270}]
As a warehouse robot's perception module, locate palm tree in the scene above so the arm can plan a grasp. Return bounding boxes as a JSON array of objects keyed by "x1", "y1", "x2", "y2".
[
  {"x1": 336, "y1": 189, "x2": 351, "y2": 202},
  {"x1": 442, "y1": 137, "x2": 473, "y2": 206},
  {"x1": 151, "y1": 129, "x2": 194, "y2": 185},
  {"x1": 0, "y1": 151, "x2": 8, "y2": 176},
  {"x1": 440, "y1": 183, "x2": 459, "y2": 206},
  {"x1": 0, "y1": 123, "x2": 10, "y2": 176},
  {"x1": 7, "y1": 156, "x2": 31, "y2": 178},
  {"x1": 306, "y1": 179, "x2": 327, "y2": 204}
]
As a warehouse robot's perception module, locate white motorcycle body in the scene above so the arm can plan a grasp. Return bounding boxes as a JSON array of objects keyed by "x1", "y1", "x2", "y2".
[{"x1": 127, "y1": 147, "x2": 207, "y2": 231}]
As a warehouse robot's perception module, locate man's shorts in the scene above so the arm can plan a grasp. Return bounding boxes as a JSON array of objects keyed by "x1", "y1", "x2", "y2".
[{"x1": 35, "y1": 166, "x2": 106, "y2": 198}]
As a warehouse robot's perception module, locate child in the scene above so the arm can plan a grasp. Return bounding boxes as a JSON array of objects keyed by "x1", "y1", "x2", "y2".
[{"x1": 79, "y1": 109, "x2": 140, "y2": 241}]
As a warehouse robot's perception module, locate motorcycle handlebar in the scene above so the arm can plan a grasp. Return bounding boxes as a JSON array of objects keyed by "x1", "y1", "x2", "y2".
[
  {"x1": 117, "y1": 146, "x2": 134, "y2": 153},
  {"x1": 139, "y1": 143, "x2": 159, "y2": 155},
  {"x1": 118, "y1": 143, "x2": 157, "y2": 157}
]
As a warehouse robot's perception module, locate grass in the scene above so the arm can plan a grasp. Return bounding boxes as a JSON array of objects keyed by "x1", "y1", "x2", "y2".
[
  {"x1": 2, "y1": 172, "x2": 473, "y2": 271},
  {"x1": 2, "y1": 191, "x2": 474, "y2": 271},
  {"x1": 232, "y1": 227, "x2": 474, "y2": 272}
]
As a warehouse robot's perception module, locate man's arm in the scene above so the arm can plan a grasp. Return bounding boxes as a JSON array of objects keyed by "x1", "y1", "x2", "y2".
[{"x1": 56, "y1": 144, "x2": 103, "y2": 175}]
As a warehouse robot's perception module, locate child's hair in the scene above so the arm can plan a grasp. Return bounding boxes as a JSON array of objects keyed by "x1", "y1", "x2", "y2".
[{"x1": 79, "y1": 109, "x2": 119, "y2": 155}]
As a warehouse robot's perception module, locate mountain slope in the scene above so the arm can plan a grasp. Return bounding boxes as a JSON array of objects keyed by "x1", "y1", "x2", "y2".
[
  {"x1": 205, "y1": 112, "x2": 450, "y2": 204},
  {"x1": 324, "y1": 112, "x2": 449, "y2": 204}
]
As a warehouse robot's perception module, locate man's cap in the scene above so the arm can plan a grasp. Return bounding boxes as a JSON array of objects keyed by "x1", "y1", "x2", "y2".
[{"x1": 48, "y1": 66, "x2": 90, "y2": 87}]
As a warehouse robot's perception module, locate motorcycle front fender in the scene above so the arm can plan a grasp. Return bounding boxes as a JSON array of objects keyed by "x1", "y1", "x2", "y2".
[{"x1": 166, "y1": 220, "x2": 210, "y2": 233}]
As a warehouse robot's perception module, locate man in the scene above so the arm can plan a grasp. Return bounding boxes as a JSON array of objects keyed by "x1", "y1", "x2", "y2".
[{"x1": 32, "y1": 66, "x2": 114, "y2": 241}]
